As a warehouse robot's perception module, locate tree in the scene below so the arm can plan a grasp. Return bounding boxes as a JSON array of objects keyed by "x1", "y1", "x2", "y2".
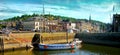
[{"x1": 0, "y1": 24, "x2": 6, "y2": 29}]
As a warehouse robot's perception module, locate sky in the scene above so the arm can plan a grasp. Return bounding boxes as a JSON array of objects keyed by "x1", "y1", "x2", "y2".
[{"x1": 0, "y1": 0, "x2": 120, "y2": 23}]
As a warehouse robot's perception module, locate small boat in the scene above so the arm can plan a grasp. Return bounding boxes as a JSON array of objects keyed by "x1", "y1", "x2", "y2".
[
  {"x1": 39, "y1": 44, "x2": 75, "y2": 50},
  {"x1": 32, "y1": 33, "x2": 82, "y2": 50},
  {"x1": 38, "y1": 38, "x2": 82, "y2": 50}
]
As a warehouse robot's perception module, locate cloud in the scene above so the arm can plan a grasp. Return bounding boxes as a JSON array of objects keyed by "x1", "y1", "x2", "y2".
[
  {"x1": 0, "y1": 3, "x2": 69, "y2": 19},
  {"x1": 79, "y1": 2, "x2": 117, "y2": 12},
  {"x1": 0, "y1": 0, "x2": 120, "y2": 23},
  {"x1": 0, "y1": 8, "x2": 23, "y2": 13},
  {"x1": 0, "y1": 12, "x2": 23, "y2": 20}
]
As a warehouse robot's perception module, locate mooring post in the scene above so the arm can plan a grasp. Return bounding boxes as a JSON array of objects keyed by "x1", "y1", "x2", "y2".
[{"x1": 0, "y1": 35, "x2": 4, "y2": 52}]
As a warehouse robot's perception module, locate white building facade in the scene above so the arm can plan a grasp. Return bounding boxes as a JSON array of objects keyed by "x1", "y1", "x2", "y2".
[
  {"x1": 23, "y1": 21, "x2": 40, "y2": 31},
  {"x1": 23, "y1": 17, "x2": 45, "y2": 31},
  {"x1": 67, "y1": 23, "x2": 76, "y2": 33}
]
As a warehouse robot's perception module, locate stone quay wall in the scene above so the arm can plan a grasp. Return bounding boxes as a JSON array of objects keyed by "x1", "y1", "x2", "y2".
[
  {"x1": 0, "y1": 32, "x2": 75, "y2": 51},
  {"x1": 75, "y1": 32, "x2": 120, "y2": 47}
]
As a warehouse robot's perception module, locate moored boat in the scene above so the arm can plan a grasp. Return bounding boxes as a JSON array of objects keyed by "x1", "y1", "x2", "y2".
[
  {"x1": 39, "y1": 44, "x2": 75, "y2": 50},
  {"x1": 38, "y1": 38, "x2": 82, "y2": 50},
  {"x1": 32, "y1": 34, "x2": 82, "y2": 50}
]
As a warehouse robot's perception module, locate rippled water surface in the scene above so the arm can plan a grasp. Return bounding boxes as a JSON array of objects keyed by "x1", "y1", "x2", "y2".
[{"x1": 0, "y1": 44, "x2": 120, "y2": 55}]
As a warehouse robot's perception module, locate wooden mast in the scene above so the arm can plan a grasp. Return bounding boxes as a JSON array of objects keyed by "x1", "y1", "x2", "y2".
[{"x1": 66, "y1": 22, "x2": 68, "y2": 43}]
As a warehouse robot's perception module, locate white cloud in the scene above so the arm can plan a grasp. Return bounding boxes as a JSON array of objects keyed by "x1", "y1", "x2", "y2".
[
  {"x1": 0, "y1": 3, "x2": 119, "y2": 23},
  {"x1": 79, "y1": 2, "x2": 118, "y2": 13},
  {"x1": 0, "y1": 3, "x2": 69, "y2": 19}
]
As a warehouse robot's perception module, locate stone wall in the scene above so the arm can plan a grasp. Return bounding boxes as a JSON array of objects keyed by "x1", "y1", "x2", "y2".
[
  {"x1": 0, "y1": 32, "x2": 75, "y2": 51},
  {"x1": 40, "y1": 32, "x2": 75, "y2": 44},
  {"x1": 75, "y1": 32, "x2": 120, "y2": 47}
]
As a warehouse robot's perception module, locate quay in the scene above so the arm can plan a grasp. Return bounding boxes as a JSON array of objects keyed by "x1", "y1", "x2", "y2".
[
  {"x1": 1, "y1": 32, "x2": 120, "y2": 51},
  {"x1": 0, "y1": 32, "x2": 75, "y2": 51},
  {"x1": 75, "y1": 32, "x2": 120, "y2": 47}
]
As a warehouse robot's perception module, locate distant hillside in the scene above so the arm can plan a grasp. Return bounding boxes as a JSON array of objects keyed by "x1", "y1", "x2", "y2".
[
  {"x1": 3, "y1": 13, "x2": 40, "y2": 21},
  {"x1": 1, "y1": 14, "x2": 104, "y2": 24},
  {"x1": 1, "y1": 14, "x2": 109, "y2": 30},
  {"x1": 2, "y1": 14, "x2": 77, "y2": 22}
]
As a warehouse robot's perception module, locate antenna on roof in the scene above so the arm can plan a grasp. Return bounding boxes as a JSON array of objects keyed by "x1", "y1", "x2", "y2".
[
  {"x1": 112, "y1": 5, "x2": 115, "y2": 14},
  {"x1": 43, "y1": 3, "x2": 45, "y2": 15}
]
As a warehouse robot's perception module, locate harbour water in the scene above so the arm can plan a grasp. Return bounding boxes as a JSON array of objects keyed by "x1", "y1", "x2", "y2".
[{"x1": 0, "y1": 44, "x2": 120, "y2": 55}]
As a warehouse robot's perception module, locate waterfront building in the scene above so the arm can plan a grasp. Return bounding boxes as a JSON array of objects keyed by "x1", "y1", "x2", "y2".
[
  {"x1": 76, "y1": 21, "x2": 100, "y2": 33},
  {"x1": 46, "y1": 20, "x2": 59, "y2": 32},
  {"x1": 23, "y1": 17, "x2": 46, "y2": 32},
  {"x1": 23, "y1": 21, "x2": 40, "y2": 31},
  {"x1": 23, "y1": 16, "x2": 61, "y2": 32},
  {"x1": 0, "y1": 21, "x2": 16, "y2": 29},
  {"x1": 59, "y1": 20, "x2": 76, "y2": 32},
  {"x1": 67, "y1": 23, "x2": 76, "y2": 33}
]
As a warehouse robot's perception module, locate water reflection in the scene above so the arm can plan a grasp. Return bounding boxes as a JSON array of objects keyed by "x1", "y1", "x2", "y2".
[
  {"x1": 80, "y1": 44, "x2": 120, "y2": 55},
  {"x1": 32, "y1": 48, "x2": 77, "y2": 55},
  {"x1": 0, "y1": 48, "x2": 33, "y2": 55},
  {"x1": 0, "y1": 44, "x2": 120, "y2": 55}
]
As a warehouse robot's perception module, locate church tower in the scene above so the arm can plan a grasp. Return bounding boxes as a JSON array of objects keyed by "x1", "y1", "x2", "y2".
[{"x1": 89, "y1": 14, "x2": 91, "y2": 23}]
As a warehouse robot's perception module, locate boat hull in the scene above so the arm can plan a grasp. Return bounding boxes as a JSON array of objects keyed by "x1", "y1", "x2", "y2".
[{"x1": 39, "y1": 44, "x2": 76, "y2": 50}]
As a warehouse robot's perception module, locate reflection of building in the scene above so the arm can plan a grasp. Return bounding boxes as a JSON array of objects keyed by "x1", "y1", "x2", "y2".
[{"x1": 112, "y1": 14, "x2": 120, "y2": 32}]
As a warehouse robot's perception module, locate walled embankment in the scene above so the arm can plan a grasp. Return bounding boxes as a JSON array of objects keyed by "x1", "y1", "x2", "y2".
[
  {"x1": 39, "y1": 32, "x2": 75, "y2": 44},
  {"x1": 0, "y1": 32, "x2": 75, "y2": 51},
  {"x1": 75, "y1": 32, "x2": 120, "y2": 47}
]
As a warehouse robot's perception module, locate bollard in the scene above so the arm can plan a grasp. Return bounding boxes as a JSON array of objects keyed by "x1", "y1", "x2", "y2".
[{"x1": 0, "y1": 36, "x2": 4, "y2": 52}]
